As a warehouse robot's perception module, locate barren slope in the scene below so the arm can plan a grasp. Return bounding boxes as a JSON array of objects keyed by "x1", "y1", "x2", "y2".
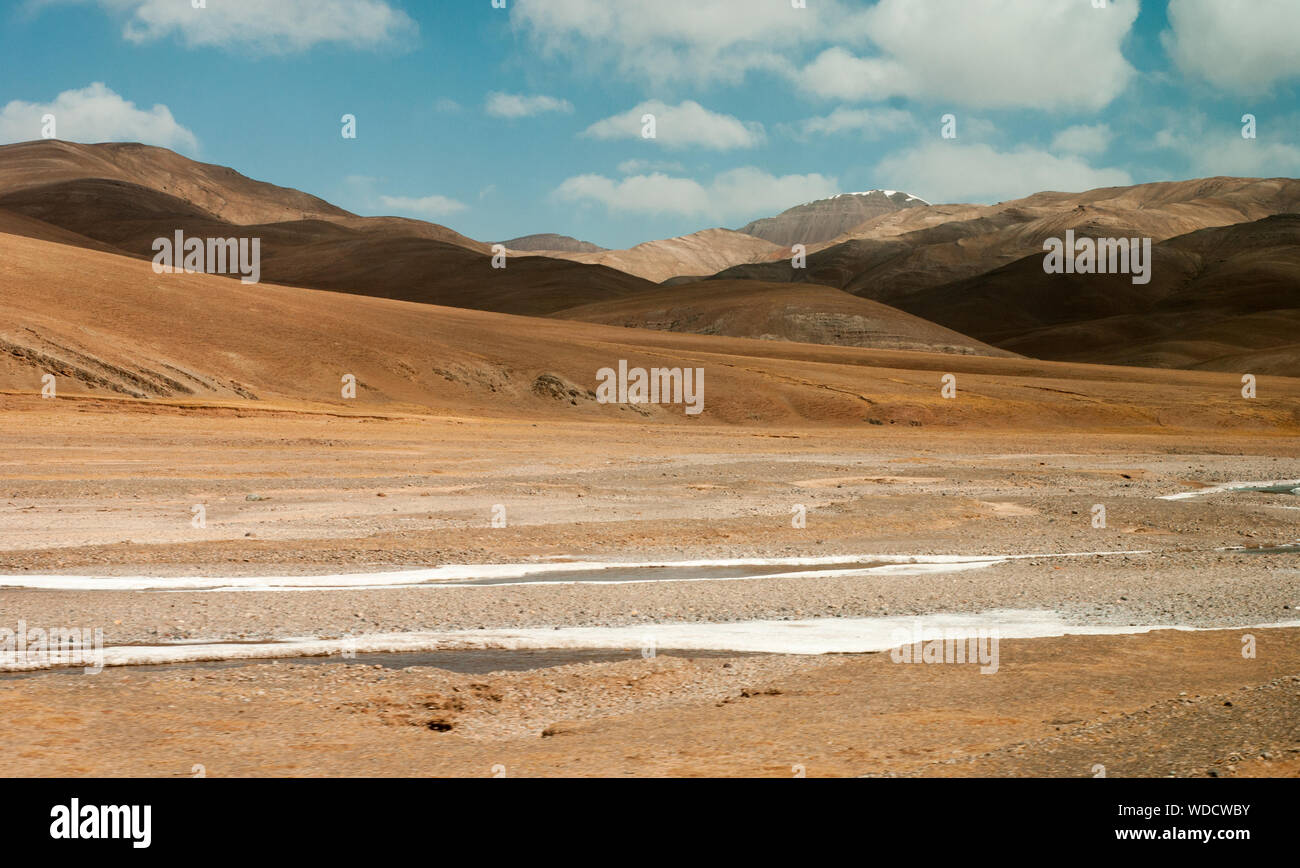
[
  {"x1": 502, "y1": 234, "x2": 605, "y2": 253},
  {"x1": 718, "y1": 177, "x2": 1300, "y2": 305},
  {"x1": 538, "y1": 228, "x2": 784, "y2": 283},
  {"x1": 0, "y1": 177, "x2": 652, "y2": 315},
  {"x1": 2, "y1": 230, "x2": 1297, "y2": 433},
  {"x1": 0, "y1": 140, "x2": 486, "y2": 253},
  {"x1": 554, "y1": 280, "x2": 1015, "y2": 357},
  {"x1": 897, "y1": 214, "x2": 1300, "y2": 376},
  {"x1": 0, "y1": 140, "x2": 351, "y2": 225},
  {"x1": 737, "y1": 190, "x2": 928, "y2": 246}
]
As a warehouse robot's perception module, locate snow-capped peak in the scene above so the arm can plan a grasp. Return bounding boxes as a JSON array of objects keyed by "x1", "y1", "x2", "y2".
[{"x1": 825, "y1": 189, "x2": 930, "y2": 204}]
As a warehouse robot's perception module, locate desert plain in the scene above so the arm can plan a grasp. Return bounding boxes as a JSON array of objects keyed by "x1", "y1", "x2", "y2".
[{"x1": 1, "y1": 143, "x2": 1298, "y2": 777}]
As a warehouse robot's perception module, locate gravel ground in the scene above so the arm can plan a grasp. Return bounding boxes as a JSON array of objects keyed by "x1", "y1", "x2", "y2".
[
  {"x1": 914, "y1": 674, "x2": 1300, "y2": 778},
  {"x1": 2, "y1": 552, "x2": 1299, "y2": 650},
  {"x1": 3, "y1": 413, "x2": 1298, "y2": 777},
  {"x1": 5, "y1": 627, "x2": 1297, "y2": 777}
]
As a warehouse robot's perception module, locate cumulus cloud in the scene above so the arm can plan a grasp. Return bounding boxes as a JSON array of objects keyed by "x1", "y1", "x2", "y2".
[
  {"x1": 344, "y1": 176, "x2": 467, "y2": 219},
  {"x1": 1191, "y1": 139, "x2": 1300, "y2": 177},
  {"x1": 796, "y1": 106, "x2": 915, "y2": 139},
  {"x1": 90, "y1": 0, "x2": 415, "y2": 52},
  {"x1": 1163, "y1": 0, "x2": 1300, "y2": 94},
  {"x1": 0, "y1": 82, "x2": 198, "y2": 152},
  {"x1": 796, "y1": 0, "x2": 1138, "y2": 110},
  {"x1": 513, "y1": 0, "x2": 1137, "y2": 110},
  {"x1": 1154, "y1": 113, "x2": 1300, "y2": 177},
  {"x1": 511, "y1": 0, "x2": 828, "y2": 86},
  {"x1": 875, "y1": 142, "x2": 1132, "y2": 204},
  {"x1": 1051, "y1": 124, "x2": 1114, "y2": 156},
  {"x1": 584, "y1": 100, "x2": 764, "y2": 150},
  {"x1": 377, "y1": 194, "x2": 467, "y2": 218},
  {"x1": 554, "y1": 167, "x2": 839, "y2": 223},
  {"x1": 484, "y1": 92, "x2": 573, "y2": 119},
  {"x1": 795, "y1": 47, "x2": 907, "y2": 103}
]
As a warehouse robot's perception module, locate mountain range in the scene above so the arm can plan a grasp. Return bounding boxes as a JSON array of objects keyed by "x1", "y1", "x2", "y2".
[{"x1": 1, "y1": 139, "x2": 1296, "y2": 376}]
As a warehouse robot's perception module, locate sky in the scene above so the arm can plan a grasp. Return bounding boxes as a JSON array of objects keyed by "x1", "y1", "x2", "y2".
[{"x1": 1, "y1": 0, "x2": 1298, "y2": 249}]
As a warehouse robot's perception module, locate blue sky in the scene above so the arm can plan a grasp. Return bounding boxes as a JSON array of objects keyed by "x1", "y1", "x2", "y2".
[{"x1": 2, "y1": 0, "x2": 1298, "y2": 249}]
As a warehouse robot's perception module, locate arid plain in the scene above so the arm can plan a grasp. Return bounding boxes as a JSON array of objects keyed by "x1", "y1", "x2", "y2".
[{"x1": 1, "y1": 142, "x2": 1298, "y2": 777}]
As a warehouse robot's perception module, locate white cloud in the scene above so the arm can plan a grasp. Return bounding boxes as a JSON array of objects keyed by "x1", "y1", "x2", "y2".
[
  {"x1": 345, "y1": 175, "x2": 467, "y2": 219},
  {"x1": 511, "y1": 0, "x2": 828, "y2": 86},
  {"x1": 957, "y1": 116, "x2": 1000, "y2": 143},
  {"x1": 434, "y1": 98, "x2": 462, "y2": 113},
  {"x1": 0, "y1": 82, "x2": 198, "y2": 152},
  {"x1": 796, "y1": 106, "x2": 915, "y2": 139},
  {"x1": 617, "y1": 158, "x2": 686, "y2": 175},
  {"x1": 875, "y1": 142, "x2": 1132, "y2": 204},
  {"x1": 93, "y1": 0, "x2": 415, "y2": 52},
  {"x1": 795, "y1": 48, "x2": 907, "y2": 102},
  {"x1": 1163, "y1": 0, "x2": 1300, "y2": 94},
  {"x1": 1154, "y1": 113, "x2": 1300, "y2": 177},
  {"x1": 584, "y1": 100, "x2": 764, "y2": 150},
  {"x1": 796, "y1": 0, "x2": 1138, "y2": 110},
  {"x1": 484, "y1": 92, "x2": 573, "y2": 119},
  {"x1": 1197, "y1": 139, "x2": 1300, "y2": 177},
  {"x1": 554, "y1": 167, "x2": 839, "y2": 223},
  {"x1": 513, "y1": 0, "x2": 1137, "y2": 110},
  {"x1": 1051, "y1": 124, "x2": 1114, "y2": 156},
  {"x1": 377, "y1": 194, "x2": 467, "y2": 219}
]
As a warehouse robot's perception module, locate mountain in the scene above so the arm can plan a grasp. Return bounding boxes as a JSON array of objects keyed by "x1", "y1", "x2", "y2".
[
  {"x1": 0, "y1": 139, "x2": 351, "y2": 225},
  {"x1": 0, "y1": 141, "x2": 653, "y2": 315},
  {"x1": 718, "y1": 178, "x2": 1300, "y2": 306},
  {"x1": 553, "y1": 280, "x2": 1015, "y2": 357},
  {"x1": 534, "y1": 228, "x2": 784, "y2": 283},
  {"x1": 711, "y1": 177, "x2": 1300, "y2": 372},
  {"x1": 4, "y1": 228, "x2": 1289, "y2": 434},
  {"x1": 893, "y1": 214, "x2": 1300, "y2": 376},
  {"x1": 502, "y1": 233, "x2": 606, "y2": 253},
  {"x1": 737, "y1": 190, "x2": 929, "y2": 247},
  {"x1": 5, "y1": 140, "x2": 1296, "y2": 375}
]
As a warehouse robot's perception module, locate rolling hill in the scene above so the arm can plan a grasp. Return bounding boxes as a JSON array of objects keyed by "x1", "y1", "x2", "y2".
[
  {"x1": 0, "y1": 142, "x2": 654, "y2": 315},
  {"x1": 2, "y1": 140, "x2": 1296, "y2": 373},
  {"x1": 531, "y1": 228, "x2": 785, "y2": 284},
  {"x1": 502, "y1": 233, "x2": 606, "y2": 253},
  {"x1": 555, "y1": 280, "x2": 1014, "y2": 357},
  {"x1": 894, "y1": 214, "x2": 1300, "y2": 376},
  {"x1": 3, "y1": 228, "x2": 1294, "y2": 434}
]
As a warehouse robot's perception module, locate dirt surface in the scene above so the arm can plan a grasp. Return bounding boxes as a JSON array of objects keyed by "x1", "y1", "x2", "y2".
[
  {"x1": 3, "y1": 628, "x2": 1297, "y2": 778},
  {"x1": 1, "y1": 401, "x2": 1297, "y2": 777},
  {"x1": 2, "y1": 408, "x2": 1298, "y2": 645}
]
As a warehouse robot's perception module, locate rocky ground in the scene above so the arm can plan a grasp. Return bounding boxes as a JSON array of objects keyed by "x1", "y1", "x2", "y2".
[
  {"x1": 3, "y1": 628, "x2": 1297, "y2": 777},
  {"x1": 1, "y1": 406, "x2": 1297, "y2": 777}
]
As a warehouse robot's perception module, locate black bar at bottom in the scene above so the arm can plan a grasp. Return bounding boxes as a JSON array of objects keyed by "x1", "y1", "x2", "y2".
[{"x1": 4, "y1": 778, "x2": 1287, "y2": 855}]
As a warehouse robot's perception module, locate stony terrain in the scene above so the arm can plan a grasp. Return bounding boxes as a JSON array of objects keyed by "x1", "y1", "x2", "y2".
[{"x1": 2, "y1": 145, "x2": 1297, "y2": 778}]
